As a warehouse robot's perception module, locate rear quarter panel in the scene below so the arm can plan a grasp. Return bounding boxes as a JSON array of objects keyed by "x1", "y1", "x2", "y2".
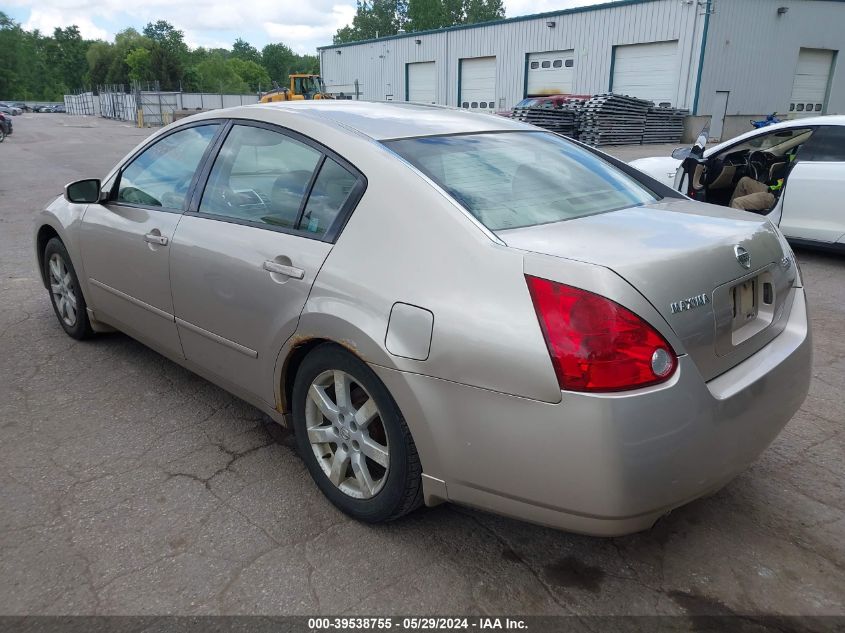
[{"x1": 293, "y1": 139, "x2": 562, "y2": 405}]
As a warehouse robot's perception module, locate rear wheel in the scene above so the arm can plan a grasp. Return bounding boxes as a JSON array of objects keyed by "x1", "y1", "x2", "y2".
[
  {"x1": 292, "y1": 344, "x2": 423, "y2": 522},
  {"x1": 0, "y1": 127, "x2": 5, "y2": 142},
  {"x1": 43, "y1": 238, "x2": 93, "y2": 339}
]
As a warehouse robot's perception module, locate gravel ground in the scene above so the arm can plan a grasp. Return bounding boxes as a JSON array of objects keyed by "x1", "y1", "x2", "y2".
[{"x1": 0, "y1": 114, "x2": 843, "y2": 617}]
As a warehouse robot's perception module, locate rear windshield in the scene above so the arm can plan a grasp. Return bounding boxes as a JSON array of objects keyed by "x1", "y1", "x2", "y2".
[{"x1": 384, "y1": 132, "x2": 657, "y2": 231}]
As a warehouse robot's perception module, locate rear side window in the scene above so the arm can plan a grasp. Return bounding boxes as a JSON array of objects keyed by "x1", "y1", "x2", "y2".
[
  {"x1": 117, "y1": 124, "x2": 219, "y2": 210},
  {"x1": 799, "y1": 126, "x2": 845, "y2": 161},
  {"x1": 384, "y1": 132, "x2": 657, "y2": 231},
  {"x1": 300, "y1": 158, "x2": 358, "y2": 237}
]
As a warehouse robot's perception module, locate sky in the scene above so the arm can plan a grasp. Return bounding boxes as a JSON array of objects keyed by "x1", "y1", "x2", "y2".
[{"x1": 1, "y1": 0, "x2": 607, "y2": 55}]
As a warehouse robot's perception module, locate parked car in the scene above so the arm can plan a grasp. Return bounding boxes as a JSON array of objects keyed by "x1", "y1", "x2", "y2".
[
  {"x1": 0, "y1": 102, "x2": 23, "y2": 115},
  {"x1": 10, "y1": 101, "x2": 30, "y2": 112},
  {"x1": 35, "y1": 102, "x2": 811, "y2": 536},
  {"x1": 0, "y1": 112, "x2": 11, "y2": 141},
  {"x1": 630, "y1": 115, "x2": 845, "y2": 252},
  {"x1": 51, "y1": 104, "x2": 66, "y2": 113}
]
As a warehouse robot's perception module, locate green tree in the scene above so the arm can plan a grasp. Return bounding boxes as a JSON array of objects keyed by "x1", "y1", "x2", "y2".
[
  {"x1": 195, "y1": 53, "x2": 248, "y2": 93},
  {"x1": 149, "y1": 43, "x2": 184, "y2": 90},
  {"x1": 142, "y1": 20, "x2": 188, "y2": 57},
  {"x1": 337, "y1": 0, "x2": 503, "y2": 41},
  {"x1": 52, "y1": 25, "x2": 90, "y2": 91},
  {"x1": 465, "y1": 0, "x2": 504, "y2": 24},
  {"x1": 125, "y1": 47, "x2": 153, "y2": 83},
  {"x1": 333, "y1": 0, "x2": 407, "y2": 44},
  {"x1": 261, "y1": 42, "x2": 297, "y2": 85},
  {"x1": 408, "y1": 0, "x2": 446, "y2": 31},
  {"x1": 0, "y1": 12, "x2": 21, "y2": 98},
  {"x1": 228, "y1": 58, "x2": 271, "y2": 92},
  {"x1": 86, "y1": 41, "x2": 115, "y2": 88},
  {"x1": 232, "y1": 38, "x2": 260, "y2": 64}
]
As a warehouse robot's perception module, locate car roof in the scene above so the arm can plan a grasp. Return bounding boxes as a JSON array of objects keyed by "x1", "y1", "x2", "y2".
[{"x1": 242, "y1": 101, "x2": 528, "y2": 140}]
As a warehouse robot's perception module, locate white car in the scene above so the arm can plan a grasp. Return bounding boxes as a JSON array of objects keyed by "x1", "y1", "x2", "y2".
[{"x1": 630, "y1": 115, "x2": 845, "y2": 252}]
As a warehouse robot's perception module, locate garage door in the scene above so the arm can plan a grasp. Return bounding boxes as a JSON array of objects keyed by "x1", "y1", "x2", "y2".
[
  {"x1": 789, "y1": 48, "x2": 835, "y2": 117},
  {"x1": 611, "y1": 41, "x2": 680, "y2": 106},
  {"x1": 460, "y1": 56, "x2": 496, "y2": 112},
  {"x1": 407, "y1": 61, "x2": 436, "y2": 104},
  {"x1": 526, "y1": 50, "x2": 575, "y2": 97}
]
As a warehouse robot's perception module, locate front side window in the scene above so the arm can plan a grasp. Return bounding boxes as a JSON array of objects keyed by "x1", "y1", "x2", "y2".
[
  {"x1": 385, "y1": 132, "x2": 657, "y2": 231},
  {"x1": 199, "y1": 125, "x2": 321, "y2": 229},
  {"x1": 116, "y1": 124, "x2": 220, "y2": 209},
  {"x1": 729, "y1": 128, "x2": 813, "y2": 153}
]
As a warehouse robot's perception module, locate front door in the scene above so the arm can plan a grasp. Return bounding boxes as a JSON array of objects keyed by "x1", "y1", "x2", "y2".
[
  {"x1": 79, "y1": 123, "x2": 222, "y2": 357},
  {"x1": 170, "y1": 122, "x2": 365, "y2": 404}
]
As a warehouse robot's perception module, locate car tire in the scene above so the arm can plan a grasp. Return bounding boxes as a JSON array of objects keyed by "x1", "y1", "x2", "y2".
[
  {"x1": 292, "y1": 343, "x2": 423, "y2": 522},
  {"x1": 43, "y1": 238, "x2": 93, "y2": 340}
]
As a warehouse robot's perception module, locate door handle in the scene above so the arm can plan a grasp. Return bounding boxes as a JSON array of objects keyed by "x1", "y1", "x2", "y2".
[
  {"x1": 263, "y1": 260, "x2": 304, "y2": 279},
  {"x1": 144, "y1": 233, "x2": 168, "y2": 246}
]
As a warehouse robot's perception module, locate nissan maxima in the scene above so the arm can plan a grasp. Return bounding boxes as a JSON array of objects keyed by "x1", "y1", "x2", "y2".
[{"x1": 34, "y1": 102, "x2": 811, "y2": 536}]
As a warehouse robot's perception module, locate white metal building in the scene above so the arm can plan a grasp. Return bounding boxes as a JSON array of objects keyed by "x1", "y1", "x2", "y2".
[{"x1": 318, "y1": 0, "x2": 845, "y2": 140}]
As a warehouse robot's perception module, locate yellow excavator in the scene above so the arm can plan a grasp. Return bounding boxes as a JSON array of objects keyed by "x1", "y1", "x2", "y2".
[{"x1": 259, "y1": 74, "x2": 334, "y2": 102}]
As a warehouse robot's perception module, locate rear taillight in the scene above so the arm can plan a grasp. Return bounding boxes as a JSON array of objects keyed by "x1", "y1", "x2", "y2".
[{"x1": 526, "y1": 275, "x2": 677, "y2": 393}]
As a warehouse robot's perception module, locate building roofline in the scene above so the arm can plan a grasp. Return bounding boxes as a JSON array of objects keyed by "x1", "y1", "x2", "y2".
[{"x1": 317, "y1": 0, "x2": 659, "y2": 50}]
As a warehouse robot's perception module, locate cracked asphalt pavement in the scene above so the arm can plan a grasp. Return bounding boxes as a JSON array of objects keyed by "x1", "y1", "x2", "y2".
[{"x1": 1, "y1": 115, "x2": 843, "y2": 616}]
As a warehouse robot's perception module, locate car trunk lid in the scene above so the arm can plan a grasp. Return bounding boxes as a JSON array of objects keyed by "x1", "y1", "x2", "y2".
[{"x1": 498, "y1": 199, "x2": 798, "y2": 381}]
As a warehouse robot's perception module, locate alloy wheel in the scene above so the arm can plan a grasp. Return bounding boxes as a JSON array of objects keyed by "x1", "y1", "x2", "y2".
[
  {"x1": 305, "y1": 369, "x2": 389, "y2": 499},
  {"x1": 48, "y1": 253, "x2": 78, "y2": 327}
]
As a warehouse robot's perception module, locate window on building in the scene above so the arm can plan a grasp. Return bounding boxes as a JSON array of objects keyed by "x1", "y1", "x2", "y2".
[
  {"x1": 471, "y1": 102, "x2": 478, "y2": 108},
  {"x1": 553, "y1": 60, "x2": 562, "y2": 68},
  {"x1": 565, "y1": 59, "x2": 574, "y2": 68},
  {"x1": 479, "y1": 102, "x2": 487, "y2": 108},
  {"x1": 815, "y1": 104, "x2": 823, "y2": 111},
  {"x1": 462, "y1": 102, "x2": 469, "y2": 108},
  {"x1": 797, "y1": 104, "x2": 805, "y2": 111},
  {"x1": 789, "y1": 103, "x2": 795, "y2": 112},
  {"x1": 530, "y1": 61, "x2": 539, "y2": 69},
  {"x1": 541, "y1": 61, "x2": 551, "y2": 69}
]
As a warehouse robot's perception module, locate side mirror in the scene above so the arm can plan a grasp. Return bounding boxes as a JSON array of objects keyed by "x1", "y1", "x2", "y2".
[
  {"x1": 671, "y1": 147, "x2": 691, "y2": 160},
  {"x1": 64, "y1": 179, "x2": 101, "y2": 204}
]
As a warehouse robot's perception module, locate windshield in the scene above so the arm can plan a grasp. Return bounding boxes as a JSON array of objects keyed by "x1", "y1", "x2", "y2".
[{"x1": 384, "y1": 132, "x2": 657, "y2": 231}]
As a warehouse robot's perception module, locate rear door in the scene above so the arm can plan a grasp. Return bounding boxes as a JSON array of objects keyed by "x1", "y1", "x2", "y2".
[
  {"x1": 79, "y1": 122, "x2": 222, "y2": 357},
  {"x1": 780, "y1": 125, "x2": 845, "y2": 243},
  {"x1": 170, "y1": 121, "x2": 366, "y2": 404}
]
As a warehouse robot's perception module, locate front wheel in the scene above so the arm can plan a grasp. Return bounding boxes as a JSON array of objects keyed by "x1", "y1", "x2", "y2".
[
  {"x1": 43, "y1": 238, "x2": 93, "y2": 339},
  {"x1": 292, "y1": 344, "x2": 423, "y2": 522}
]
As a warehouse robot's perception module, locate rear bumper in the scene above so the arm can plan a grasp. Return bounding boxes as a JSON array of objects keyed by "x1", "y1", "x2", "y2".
[{"x1": 375, "y1": 289, "x2": 812, "y2": 536}]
